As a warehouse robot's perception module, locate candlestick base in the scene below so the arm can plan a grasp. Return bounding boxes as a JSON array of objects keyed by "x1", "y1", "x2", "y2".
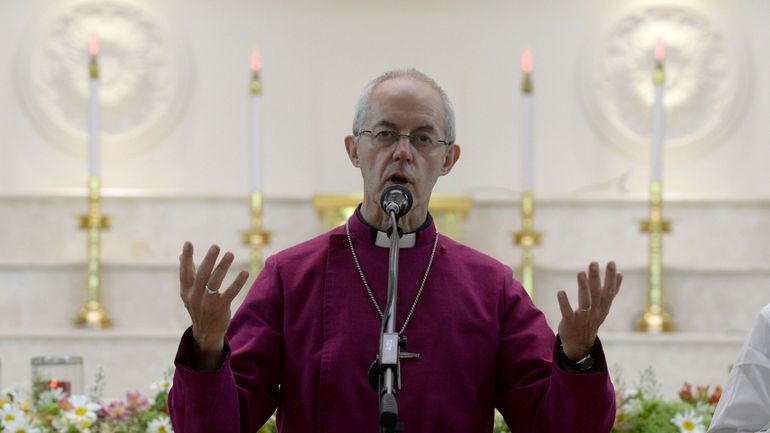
[
  {"x1": 636, "y1": 305, "x2": 674, "y2": 333},
  {"x1": 74, "y1": 301, "x2": 112, "y2": 328},
  {"x1": 513, "y1": 230, "x2": 542, "y2": 246},
  {"x1": 78, "y1": 214, "x2": 111, "y2": 229},
  {"x1": 638, "y1": 219, "x2": 671, "y2": 233},
  {"x1": 241, "y1": 230, "x2": 271, "y2": 247}
]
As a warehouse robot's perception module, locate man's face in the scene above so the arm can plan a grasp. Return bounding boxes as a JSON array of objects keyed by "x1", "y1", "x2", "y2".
[{"x1": 345, "y1": 77, "x2": 460, "y2": 221}]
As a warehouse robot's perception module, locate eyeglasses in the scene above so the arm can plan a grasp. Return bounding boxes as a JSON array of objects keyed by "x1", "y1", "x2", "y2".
[{"x1": 357, "y1": 129, "x2": 450, "y2": 151}]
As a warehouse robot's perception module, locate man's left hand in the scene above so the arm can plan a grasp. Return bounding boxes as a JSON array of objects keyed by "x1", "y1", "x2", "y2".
[{"x1": 557, "y1": 261, "x2": 623, "y2": 361}]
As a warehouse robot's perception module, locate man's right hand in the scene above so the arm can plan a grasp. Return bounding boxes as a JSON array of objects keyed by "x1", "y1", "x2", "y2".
[{"x1": 179, "y1": 242, "x2": 250, "y2": 371}]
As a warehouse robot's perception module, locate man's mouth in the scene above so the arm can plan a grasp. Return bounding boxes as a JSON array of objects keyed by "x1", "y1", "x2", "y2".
[{"x1": 388, "y1": 174, "x2": 410, "y2": 185}]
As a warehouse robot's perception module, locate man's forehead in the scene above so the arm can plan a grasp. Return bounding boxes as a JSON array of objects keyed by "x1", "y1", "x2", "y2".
[
  {"x1": 371, "y1": 76, "x2": 441, "y2": 99},
  {"x1": 367, "y1": 78, "x2": 444, "y2": 128}
]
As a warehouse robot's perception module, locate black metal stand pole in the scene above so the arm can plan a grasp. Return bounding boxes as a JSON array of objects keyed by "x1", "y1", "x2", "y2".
[{"x1": 378, "y1": 210, "x2": 403, "y2": 433}]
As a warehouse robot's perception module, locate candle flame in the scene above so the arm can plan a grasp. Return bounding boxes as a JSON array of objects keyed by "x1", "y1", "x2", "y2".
[
  {"x1": 251, "y1": 46, "x2": 262, "y2": 72},
  {"x1": 654, "y1": 37, "x2": 665, "y2": 61},
  {"x1": 89, "y1": 34, "x2": 100, "y2": 56},
  {"x1": 521, "y1": 48, "x2": 533, "y2": 73}
]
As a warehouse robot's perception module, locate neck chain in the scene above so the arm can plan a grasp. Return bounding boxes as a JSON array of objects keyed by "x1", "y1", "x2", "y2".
[{"x1": 345, "y1": 220, "x2": 440, "y2": 335}]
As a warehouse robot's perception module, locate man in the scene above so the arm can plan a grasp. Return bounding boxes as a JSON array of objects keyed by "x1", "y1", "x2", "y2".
[
  {"x1": 169, "y1": 69, "x2": 623, "y2": 433},
  {"x1": 708, "y1": 304, "x2": 770, "y2": 433}
]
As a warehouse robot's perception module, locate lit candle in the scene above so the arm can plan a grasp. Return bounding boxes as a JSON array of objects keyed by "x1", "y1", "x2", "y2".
[
  {"x1": 35, "y1": 378, "x2": 72, "y2": 395},
  {"x1": 651, "y1": 37, "x2": 666, "y2": 183},
  {"x1": 88, "y1": 35, "x2": 101, "y2": 178},
  {"x1": 249, "y1": 46, "x2": 263, "y2": 193},
  {"x1": 520, "y1": 48, "x2": 534, "y2": 193}
]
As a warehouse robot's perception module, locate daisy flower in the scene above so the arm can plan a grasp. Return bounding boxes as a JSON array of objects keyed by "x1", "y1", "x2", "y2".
[
  {"x1": 147, "y1": 416, "x2": 174, "y2": 433},
  {"x1": 671, "y1": 408, "x2": 705, "y2": 433},
  {"x1": 63, "y1": 395, "x2": 100, "y2": 427},
  {"x1": 0, "y1": 403, "x2": 27, "y2": 426},
  {"x1": 3, "y1": 423, "x2": 40, "y2": 433},
  {"x1": 150, "y1": 378, "x2": 172, "y2": 398},
  {"x1": 3, "y1": 417, "x2": 40, "y2": 433}
]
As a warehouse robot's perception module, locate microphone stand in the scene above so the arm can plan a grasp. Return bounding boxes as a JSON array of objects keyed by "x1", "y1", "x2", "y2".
[{"x1": 377, "y1": 209, "x2": 404, "y2": 433}]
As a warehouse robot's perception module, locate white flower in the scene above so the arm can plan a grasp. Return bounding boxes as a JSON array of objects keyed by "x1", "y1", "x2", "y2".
[
  {"x1": 37, "y1": 387, "x2": 65, "y2": 405},
  {"x1": 2, "y1": 417, "x2": 41, "y2": 433},
  {"x1": 64, "y1": 395, "x2": 100, "y2": 428},
  {"x1": 149, "y1": 378, "x2": 172, "y2": 397},
  {"x1": 0, "y1": 403, "x2": 27, "y2": 426},
  {"x1": 147, "y1": 417, "x2": 174, "y2": 433},
  {"x1": 671, "y1": 408, "x2": 706, "y2": 433},
  {"x1": 50, "y1": 416, "x2": 70, "y2": 433}
]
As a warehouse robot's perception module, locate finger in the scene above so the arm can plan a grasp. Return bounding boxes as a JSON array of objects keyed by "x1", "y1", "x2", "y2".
[
  {"x1": 206, "y1": 251, "x2": 235, "y2": 291},
  {"x1": 588, "y1": 262, "x2": 601, "y2": 308},
  {"x1": 577, "y1": 271, "x2": 591, "y2": 311},
  {"x1": 557, "y1": 290, "x2": 574, "y2": 320},
  {"x1": 611, "y1": 273, "x2": 623, "y2": 300},
  {"x1": 179, "y1": 242, "x2": 195, "y2": 296},
  {"x1": 222, "y1": 270, "x2": 251, "y2": 303},
  {"x1": 600, "y1": 261, "x2": 617, "y2": 305},
  {"x1": 192, "y1": 245, "x2": 220, "y2": 298}
]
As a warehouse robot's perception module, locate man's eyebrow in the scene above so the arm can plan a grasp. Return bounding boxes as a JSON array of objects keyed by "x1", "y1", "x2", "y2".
[
  {"x1": 412, "y1": 124, "x2": 437, "y2": 133},
  {"x1": 372, "y1": 121, "x2": 437, "y2": 132},
  {"x1": 372, "y1": 120, "x2": 398, "y2": 130}
]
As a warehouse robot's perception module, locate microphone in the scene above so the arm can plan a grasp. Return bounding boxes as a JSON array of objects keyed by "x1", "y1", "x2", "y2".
[{"x1": 380, "y1": 185, "x2": 412, "y2": 218}]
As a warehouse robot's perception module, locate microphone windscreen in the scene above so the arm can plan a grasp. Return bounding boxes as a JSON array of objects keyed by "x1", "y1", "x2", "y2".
[{"x1": 380, "y1": 186, "x2": 413, "y2": 217}]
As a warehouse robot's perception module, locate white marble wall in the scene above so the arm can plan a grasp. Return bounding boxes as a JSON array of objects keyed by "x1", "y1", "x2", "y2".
[
  {"x1": 0, "y1": 0, "x2": 768, "y2": 199},
  {"x1": 1, "y1": 195, "x2": 769, "y2": 397}
]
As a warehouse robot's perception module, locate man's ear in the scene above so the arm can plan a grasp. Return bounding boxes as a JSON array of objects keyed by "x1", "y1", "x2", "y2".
[
  {"x1": 345, "y1": 135, "x2": 360, "y2": 167},
  {"x1": 439, "y1": 143, "x2": 461, "y2": 175}
]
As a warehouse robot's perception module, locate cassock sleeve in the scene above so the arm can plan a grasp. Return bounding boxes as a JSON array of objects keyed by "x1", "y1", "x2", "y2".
[
  {"x1": 169, "y1": 258, "x2": 284, "y2": 433},
  {"x1": 708, "y1": 305, "x2": 770, "y2": 433},
  {"x1": 495, "y1": 272, "x2": 615, "y2": 433}
]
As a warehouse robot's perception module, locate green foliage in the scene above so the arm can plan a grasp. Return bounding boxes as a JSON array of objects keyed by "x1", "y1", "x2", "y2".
[{"x1": 612, "y1": 367, "x2": 719, "y2": 433}]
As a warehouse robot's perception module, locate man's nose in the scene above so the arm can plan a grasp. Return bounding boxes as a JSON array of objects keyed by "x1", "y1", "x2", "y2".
[{"x1": 393, "y1": 135, "x2": 413, "y2": 162}]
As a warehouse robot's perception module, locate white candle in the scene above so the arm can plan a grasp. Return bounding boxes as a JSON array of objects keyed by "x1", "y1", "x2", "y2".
[
  {"x1": 651, "y1": 38, "x2": 665, "y2": 183},
  {"x1": 88, "y1": 35, "x2": 101, "y2": 178},
  {"x1": 521, "y1": 48, "x2": 534, "y2": 193},
  {"x1": 250, "y1": 46, "x2": 263, "y2": 192}
]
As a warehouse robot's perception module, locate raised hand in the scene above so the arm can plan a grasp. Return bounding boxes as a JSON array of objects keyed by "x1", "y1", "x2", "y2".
[
  {"x1": 179, "y1": 242, "x2": 250, "y2": 370},
  {"x1": 557, "y1": 262, "x2": 622, "y2": 361}
]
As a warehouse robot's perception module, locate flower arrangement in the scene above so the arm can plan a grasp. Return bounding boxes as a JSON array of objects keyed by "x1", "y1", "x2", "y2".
[
  {"x1": 613, "y1": 367, "x2": 722, "y2": 433},
  {"x1": 0, "y1": 369, "x2": 173, "y2": 433},
  {"x1": 0, "y1": 366, "x2": 720, "y2": 433}
]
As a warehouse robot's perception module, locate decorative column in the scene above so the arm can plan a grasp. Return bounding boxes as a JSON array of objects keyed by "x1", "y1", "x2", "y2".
[
  {"x1": 513, "y1": 48, "x2": 541, "y2": 299},
  {"x1": 75, "y1": 35, "x2": 111, "y2": 328},
  {"x1": 241, "y1": 47, "x2": 270, "y2": 276},
  {"x1": 637, "y1": 38, "x2": 674, "y2": 333}
]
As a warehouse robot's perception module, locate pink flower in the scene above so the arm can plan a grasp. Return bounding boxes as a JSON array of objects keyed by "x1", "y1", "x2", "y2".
[
  {"x1": 126, "y1": 391, "x2": 150, "y2": 413},
  {"x1": 106, "y1": 400, "x2": 131, "y2": 421}
]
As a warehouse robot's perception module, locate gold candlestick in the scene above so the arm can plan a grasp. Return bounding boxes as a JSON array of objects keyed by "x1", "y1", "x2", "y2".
[
  {"x1": 637, "y1": 181, "x2": 673, "y2": 332},
  {"x1": 241, "y1": 192, "x2": 271, "y2": 276},
  {"x1": 75, "y1": 176, "x2": 112, "y2": 328},
  {"x1": 513, "y1": 192, "x2": 541, "y2": 299}
]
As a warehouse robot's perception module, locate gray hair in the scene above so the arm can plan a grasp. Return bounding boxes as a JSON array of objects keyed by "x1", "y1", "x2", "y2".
[{"x1": 352, "y1": 69, "x2": 456, "y2": 144}]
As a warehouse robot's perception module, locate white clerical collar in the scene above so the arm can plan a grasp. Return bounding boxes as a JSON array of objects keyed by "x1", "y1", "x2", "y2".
[
  {"x1": 374, "y1": 231, "x2": 417, "y2": 248},
  {"x1": 355, "y1": 204, "x2": 431, "y2": 249}
]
